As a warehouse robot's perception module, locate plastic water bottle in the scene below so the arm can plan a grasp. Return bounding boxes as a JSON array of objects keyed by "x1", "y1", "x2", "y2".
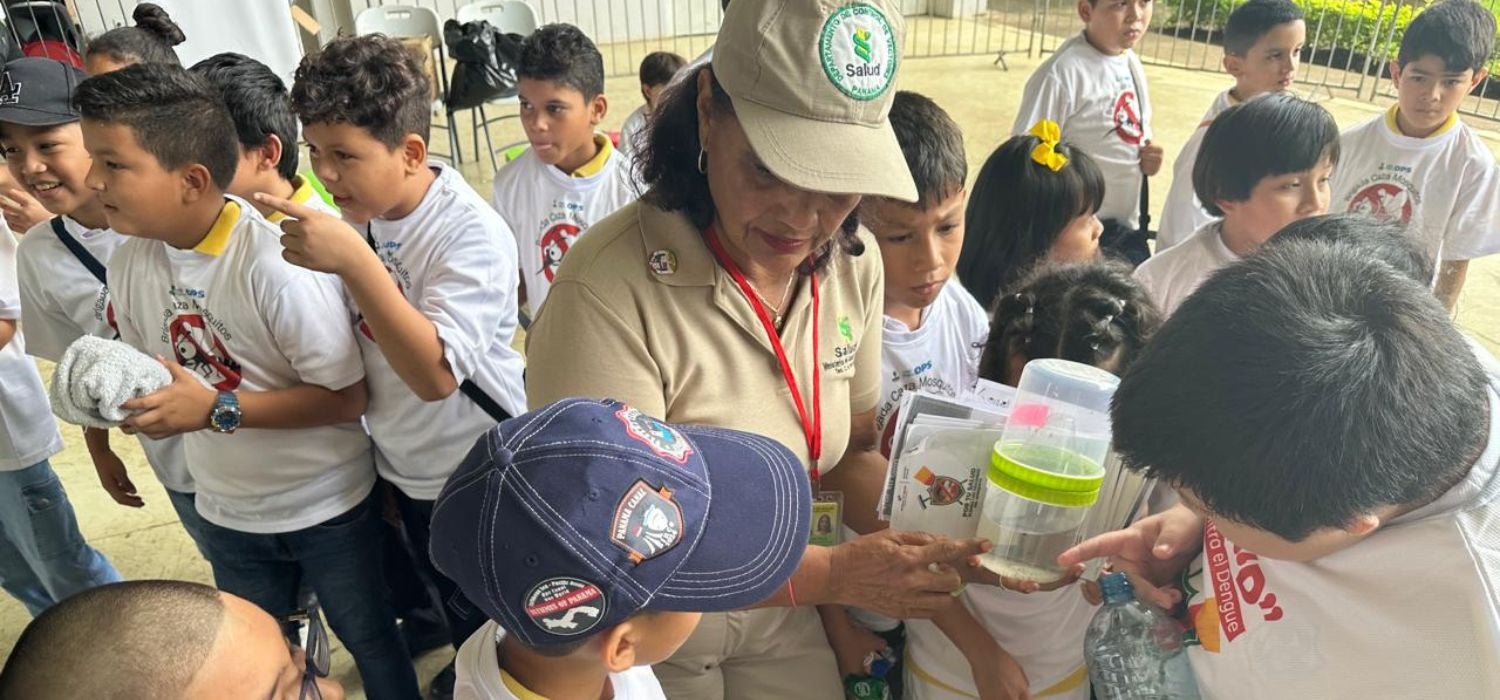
[{"x1": 1084, "y1": 573, "x2": 1201, "y2": 699}]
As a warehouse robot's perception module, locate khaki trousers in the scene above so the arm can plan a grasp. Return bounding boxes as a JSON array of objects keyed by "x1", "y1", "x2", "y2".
[{"x1": 654, "y1": 607, "x2": 843, "y2": 700}]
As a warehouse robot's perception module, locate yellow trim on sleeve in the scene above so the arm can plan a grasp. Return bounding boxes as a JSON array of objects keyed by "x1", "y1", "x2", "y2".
[
  {"x1": 192, "y1": 200, "x2": 241, "y2": 256},
  {"x1": 266, "y1": 176, "x2": 317, "y2": 224},
  {"x1": 570, "y1": 134, "x2": 613, "y2": 178}
]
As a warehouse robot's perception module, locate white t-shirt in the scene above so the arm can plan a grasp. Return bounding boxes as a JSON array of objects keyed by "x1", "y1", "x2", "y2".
[
  {"x1": 876, "y1": 282, "x2": 989, "y2": 441},
  {"x1": 0, "y1": 228, "x2": 62, "y2": 472},
  {"x1": 1013, "y1": 33, "x2": 1152, "y2": 229},
  {"x1": 16, "y1": 216, "x2": 192, "y2": 492},
  {"x1": 906, "y1": 586, "x2": 1094, "y2": 700},
  {"x1": 359, "y1": 164, "x2": 527, "y2": 501},
  {"x1": 1331, "y1": 111, "x2": 1500, "y2": 275},
  {"x1": 620, "y1": 105, "x2": 649, "y2": 156},
  {"x1": 109, "y1": 198, "x2": 375, "y2": 533},
  {"x1": 1157, "y1": 89, "x2": 1235, "y2": 250},
  {"x1": 454, "y1": 621, "x2": 667, "y2": 700},
  {"x1": 1134, "y1": 221, "x2": 1238, "y2": 318},
  {"x1": 1181, "y1": 353, "x2": 1500, "y2": 698},
  {"x1": 491, "y1": 141, "x2": 640, "y2": 311}
]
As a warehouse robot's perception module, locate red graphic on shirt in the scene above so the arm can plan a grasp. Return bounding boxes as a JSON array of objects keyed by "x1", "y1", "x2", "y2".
[
  {"x1": 1112, "y1": 91, "x2": 1144, "y2": 146},
  {"x1": 539, "y1": 222, "x2": 581, "y2": 283},
  {"x1": 1187, "y1": 520, "x2": 1285, "y2": 652},
  {"x1": 168, "y1": 315, "x2": 241, "y2": 391},
  {"x1": 105, "y1": 301, "x2": 118, "y2": 336},
  {"x1": 1349, "y1": 183, "x2": 1414, "y2": 225}
]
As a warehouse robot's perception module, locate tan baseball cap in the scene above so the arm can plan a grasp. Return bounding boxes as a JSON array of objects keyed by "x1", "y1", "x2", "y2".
[{"x1": 713, "y1": 0, "x2": 918, "y2": 202}]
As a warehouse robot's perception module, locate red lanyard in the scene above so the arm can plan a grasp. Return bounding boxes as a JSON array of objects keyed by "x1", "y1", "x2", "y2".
[{"x1": 704, "y1": 225, "x2": 824, "y2": 486}]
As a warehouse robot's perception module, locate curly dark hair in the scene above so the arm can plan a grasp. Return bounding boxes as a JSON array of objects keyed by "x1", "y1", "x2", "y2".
[
  {"x1": 74, "y1": 63, "x2": 238, "y2": 190},
  {"x1": 191, "y1": 53, "x2": 299, "y2": 182},
  {"x1": 638, "y1": 65, "x2": 863, "y2": 272},
  {"x1": 978, "y1": 258, "x2": 1161, "y2": 383},
  {"x1": 290, "y1": 34, "x2": 431, "y2": 149},
  {"x1": 86, "y1": 3, "x2": 185, "y2": 68},
  {"x1": 519, "y1": 24, "x2": 605, "y2": 100}
]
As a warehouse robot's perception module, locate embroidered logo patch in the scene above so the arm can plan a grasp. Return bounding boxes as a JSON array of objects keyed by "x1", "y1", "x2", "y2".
[
  {"x1": 0, "y1": 73, "x2": 20, "y2": 105},
  {"x1": 648, "y1": 249, "x2": 678, "y2": 275},
  {"x1": 524, "y1": 577, "x2": 607, "y2": 636},
  {"x1": 818, "y1": 4, "x2": 898, "y2": 101},
  {"x1": 616, "y1": 405, "x2": 694, "y2": 463},
  {"x1": 611, "y1": 480, "x2": 685, "y2": 564}
]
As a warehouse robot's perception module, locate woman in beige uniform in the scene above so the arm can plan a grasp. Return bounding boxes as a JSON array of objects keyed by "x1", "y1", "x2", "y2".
[{"x1": 524, "y1": 1, "x2": 983, "y2": 698}]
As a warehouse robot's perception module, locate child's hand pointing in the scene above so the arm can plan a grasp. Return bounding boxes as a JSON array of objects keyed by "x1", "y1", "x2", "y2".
[{"x1": 255, "y1": 192, "x2": 375, "y2": 276}]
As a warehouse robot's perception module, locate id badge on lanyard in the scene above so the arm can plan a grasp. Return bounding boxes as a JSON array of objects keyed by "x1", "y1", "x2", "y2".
[{"x1": 704, "y1": 226, "x2": 843, "y2": 545}]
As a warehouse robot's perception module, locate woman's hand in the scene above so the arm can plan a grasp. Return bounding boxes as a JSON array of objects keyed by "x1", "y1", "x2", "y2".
[
  {"x1": 828, "y1": 530, "x2": 988, "y2": 618},
  {"x1": 1057, "y1": 504, "x2": 1204, "y2": 609}
]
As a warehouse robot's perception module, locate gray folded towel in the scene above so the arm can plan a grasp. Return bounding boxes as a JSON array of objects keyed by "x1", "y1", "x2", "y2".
[{"x1": 51, "y1": 335, "x2": 172, "y2": 429}]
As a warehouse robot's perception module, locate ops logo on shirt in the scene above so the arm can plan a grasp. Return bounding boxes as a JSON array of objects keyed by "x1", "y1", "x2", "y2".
[
  {"x1": 539, "y1": 222, "x2": 582, "y2": 283},
  {"x1": 168, "y1": 314, "x2": 242, "y2": 391}
]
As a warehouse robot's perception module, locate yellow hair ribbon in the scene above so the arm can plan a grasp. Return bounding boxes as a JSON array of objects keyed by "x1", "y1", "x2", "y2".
[{"x1": 1028, "y1": 119, "x2": 1068, "y2": 172}]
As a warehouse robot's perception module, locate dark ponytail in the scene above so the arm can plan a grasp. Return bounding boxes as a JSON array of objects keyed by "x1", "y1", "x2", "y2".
[{"x1": 86, "y1": 3, "x2": 184, "y2": 69}]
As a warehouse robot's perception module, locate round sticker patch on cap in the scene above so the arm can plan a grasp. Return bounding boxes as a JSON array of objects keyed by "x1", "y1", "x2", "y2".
[
  {"x1": 616, "y1": 405, "x2": 695, "y2": 464},
  {"x1": 819, "y1": 3, "x2": 898, "y2": 102},
  {"x1": 524, "y1": 577, "x2": 607, "y2": 636}
]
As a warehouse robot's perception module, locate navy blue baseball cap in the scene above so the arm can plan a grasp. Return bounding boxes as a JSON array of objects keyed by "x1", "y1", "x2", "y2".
[
  {"x1": 430, "y1": 398, "x2": 812, "y2": 648},
  {"x1": 0, "y1": 58, "x2": 85, "y2": 127}
]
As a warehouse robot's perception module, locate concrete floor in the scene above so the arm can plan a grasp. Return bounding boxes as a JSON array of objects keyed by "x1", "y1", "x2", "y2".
[{"x1": 2, "y1": 49, "x2": 1497, "y2": 698}]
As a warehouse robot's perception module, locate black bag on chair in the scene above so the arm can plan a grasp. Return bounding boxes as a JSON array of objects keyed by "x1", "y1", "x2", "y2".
[{"x1": 442, "y1": 19, "x2": 520, "y2": 111}]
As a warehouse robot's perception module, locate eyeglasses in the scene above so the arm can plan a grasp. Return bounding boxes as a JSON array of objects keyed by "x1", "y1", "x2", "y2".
[{"x1": 280, "y1": 606, "x2": 331, "y2": 700}]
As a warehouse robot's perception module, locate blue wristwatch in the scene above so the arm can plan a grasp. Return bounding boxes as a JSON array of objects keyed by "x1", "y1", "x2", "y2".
[{"x1": 209, "y1": 391, "x2": 241, "y2": 434}]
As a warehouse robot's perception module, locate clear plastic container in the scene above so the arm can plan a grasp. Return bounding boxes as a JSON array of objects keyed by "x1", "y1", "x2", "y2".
[{"x1": 977, "y1": 359, "x2": 1118, "y2": 582}]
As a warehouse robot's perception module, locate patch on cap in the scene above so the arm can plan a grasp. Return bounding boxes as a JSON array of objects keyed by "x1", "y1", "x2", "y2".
[
  {"x1": 819, "y1": 3, "x2": 898, "y2": 102},
  {"x1": 524, "y1": 577, "x2": 607, "y2": 636},
  {"x1": 611, "y1": 480, "x2": 685, "y2": 564},
  {"x1": 616, "y1": 405, "x2": 694, "y2": 463},
  {"x1": 0, "y1": 73, "x2": 22, "y2": 105}
]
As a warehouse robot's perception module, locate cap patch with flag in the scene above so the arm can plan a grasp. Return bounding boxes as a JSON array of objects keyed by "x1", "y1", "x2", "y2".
[
  {"x1": 524, "y1": 577, "x2": 608, "y2": 636},
  {"x1": 820, "y1": 3, "x2": 898, "y2": 101},
  {"x1": 611, "y1": 480, "x2": 685, "y2": 563},
  {"x1": 617, "y1": 405, "x2": 694, "y2": 463}
]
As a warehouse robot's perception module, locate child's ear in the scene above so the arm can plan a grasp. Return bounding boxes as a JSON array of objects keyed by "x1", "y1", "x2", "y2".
[
  {"x1": 398, "y1": 134, "x2": 428, "y2": 173},
  {"x1": 590, "y1": 93, "x2": 608, "y2": 125},
  {"x1": 1077, "y1": 0, "x2": 1094, "y2": 24},
  {"x1": 596, "y1": 621, "x2": 640, "y2": 674},
  {"x1": 1470, "y1": 68, "x2": 1490, "y2": 92},
  {"x1": 1223, "y1": 53, "x2": 1243, "y2": 79},
  {"x1": 1342, "y1": 512, "x2": 1382, "y2": 537},
  {"x1": 1388, "y1": 59, "x2": 1402, "y2": 85},
  {"x1": 180, "y1": 163, "x2": 216, "y2": 203},
  {"x1": 256, "y1": 135, "x2": 285, "y2": 175}
]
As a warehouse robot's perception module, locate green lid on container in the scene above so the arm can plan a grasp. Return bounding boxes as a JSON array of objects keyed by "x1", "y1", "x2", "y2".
[{"x1": 988, "y1": 442, "x2": 1105, "y2": 507}]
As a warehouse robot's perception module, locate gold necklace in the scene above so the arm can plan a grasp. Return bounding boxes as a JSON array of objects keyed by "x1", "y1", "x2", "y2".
[{"x1": 750, "y1": 273, "x2": 798, "y2": 326}]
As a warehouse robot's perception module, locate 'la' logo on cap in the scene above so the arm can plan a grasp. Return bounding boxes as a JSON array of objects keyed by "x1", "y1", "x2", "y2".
[{"x1": 0, "y1": 73, "x2": 22, "y2": 105}]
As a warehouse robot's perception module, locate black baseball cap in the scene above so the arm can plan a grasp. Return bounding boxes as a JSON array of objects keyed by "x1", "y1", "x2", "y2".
[{"x1": 0, "y1": 57, "x2": 86, "y2": 127}]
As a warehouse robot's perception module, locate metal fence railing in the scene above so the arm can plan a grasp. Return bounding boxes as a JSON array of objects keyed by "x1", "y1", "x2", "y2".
[{"x1": 53, "y1": 0, "x2": 1500, "y2": 123}]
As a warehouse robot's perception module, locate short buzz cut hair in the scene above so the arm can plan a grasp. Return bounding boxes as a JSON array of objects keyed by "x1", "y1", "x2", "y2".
[
  {"x1": 74, "y1": 63, "x2": 239, "y2": 190},
  {"x1": 1266, "y1": 214, "x2": 1434, "y2": 286},
  {"x1": 1223, "y1": 0, "x2": 1304, "y2": 55},
  {"x1": 1112, "y1": 238, "x2": 1490, "y2": 542},
  {"x1": 0, "y1": 580, "x2": 227, "y2": 698},
  {"x1": 1399, "y1": 0, "x2": 1497, "y2": 73},
  {"x1": 290, "y1": 34, "x2": 432, "y2": 149},
  {"x1": 519, "y1": 24, "x2": 606, "y2": 101},
  {"x1": 190, "y1": 53, "x2": 300, "y2": 182},
  {"x1": 1193, "y1": 92, "x2": 1339, "y2": 216},
  {"x1": 883, "y1": 91, "x2": 967, "y2": 209}
]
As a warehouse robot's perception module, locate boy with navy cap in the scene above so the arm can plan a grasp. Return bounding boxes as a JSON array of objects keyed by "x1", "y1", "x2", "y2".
[{"x1": 431, "y1": 398, "x2": 812, "y2": 700}]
